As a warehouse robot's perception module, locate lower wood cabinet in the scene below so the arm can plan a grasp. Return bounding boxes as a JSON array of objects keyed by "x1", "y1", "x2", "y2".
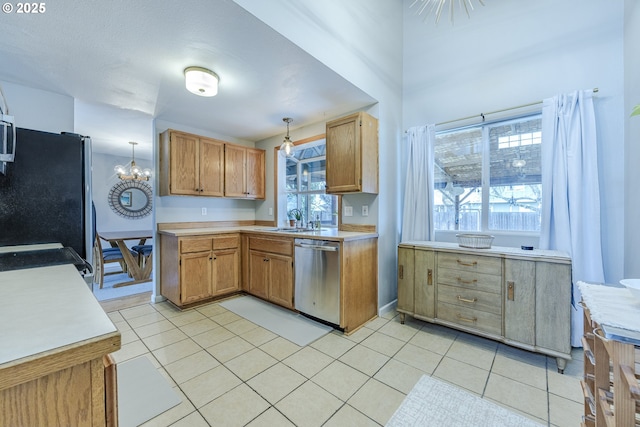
[
  {"x1": 398, "y1": 241, "x2": 572, "y2": 372},
  {"x1": 246, "y1": 236, "x2": 294, "y2": 309},
  {"x1": 160, "y1": 233, "x2": 240, "y2": 306}
]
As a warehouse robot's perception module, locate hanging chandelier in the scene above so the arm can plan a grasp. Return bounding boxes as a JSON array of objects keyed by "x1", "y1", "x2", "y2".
[
  {"x1": 280, "y1": 117, "x2": 295, "y2": 158},
  {"x1": 114, "y1": 141, "x2": 152, "y2": 181},
  {"x1": 410, "y1": 0, "x2": 485, "y2": 24}
]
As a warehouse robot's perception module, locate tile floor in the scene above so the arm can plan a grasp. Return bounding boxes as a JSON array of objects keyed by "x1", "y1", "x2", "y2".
[{"x1": 108, "y1": 298, "x2": 585, "y2": 427}]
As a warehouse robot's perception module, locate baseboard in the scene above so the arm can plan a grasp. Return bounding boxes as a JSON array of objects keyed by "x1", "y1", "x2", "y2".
[
  {"x1": 379, "y1": 299, "x2": 397, "y2": 317},
  {"x1": 152, "y1": 293, "x2": 166, "y2": 303}
]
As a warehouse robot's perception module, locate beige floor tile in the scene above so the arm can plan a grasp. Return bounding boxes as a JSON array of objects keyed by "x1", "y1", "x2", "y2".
[
  {"x1": 200, "y1": 383, "x2": 270, "y2": 427},
  {"x1": 259, "y1": 337, "x2": 301, "y2": 360},
  {"x1": 491, "y1": 349, "x2": 547, "y2": 390},
  {"x1": 164, "y1": 350, "x2": 220, "y2": 384},
  {"x1": 381, "y1": 310, "x2": 397, "y2": 320},
  {"x1": 134, "y1": 319, "x2": 177, "y2": 339},
  {"x1": 247, "y1": 362, "x2": 306, "y2": 404},
  {"x1": 169, "y1": 411, "x2": 210, "y2": 427},
  {"x1": 211, "y1": 310, "x2": 242, "y2": 325},
  {"x1": 276, "y1": 381, "x2": 343, "y2": 427},
  {"x1": 152, "y1": 338, "x2": 201, "y2": 365},
  {"x1": 139, "y1": 387, "x2": 194, "y2": 427},
  {"x1": 408, "y1": 328, "x2": 456, "y2": 355},
  {"x1": 446, "y1": 337, "x2": 497, "y2": 370},
  {"x1": 112, "y1": 340, "x2": 148, "y2": 363},
  {"x1": 324, "y1": 404, "x2": 380, "y2": 427},
  {"x1": 393, "y1": 343, "x2": 443, "y2": 374},
  {"x1": 206, "y1": 336, "x2": 254, "y2": 363},
  {"x1": 549, "y1": 393, "x2": 583, "y2": 427},
  {"x1": 224, "y1": 318, "x2": 259, "y2": 335},
  {"x1": 548, "y1": 369, "x2": 583, "y2": 403},
  {"x1": 180, "y1": 365, "x2": 242, "y2": 408},
  {"x1": 119, "y1": 328, "x2": 139, "y2": 345},
  {"x1": 311, "y1": 360, "x2": 369, "y2": 401},
  {"x1": 365, "y1": 316, "x2": 389, "y2": 331},
  {"x1": 107, "y1": 311, "x2": 124, "y2": 322},
  {"x1": 360, "y1": 332, "x2": 405, "y2": 357},
  {"x1": 377, "y1": 319, "x2": 420, "y2": 342},
  {"x1": 169, "y1": 310, "x2": 207, "y2": 327},
  {"x1": 245, "y1": 407, "x2": 295, "y2": 427},
  {"x1": 157, "y1": 366, "x2": 177, "y2": 388},
  {"x1": 195, "y1": 303, "x2": 228, "y2": 318},
  {"x1": 142, "y1": 328, "x2": 188, "y2": 351},
  {"x1": 283, "y1": 346, "x2": 334, "y2": 378},
  {"x1": 126, "y1": 311, "x2": 167, "y2": 328},
  {"x1": 191, "y1": 325, "x2": 235, "y2": 348},
  {"x1": 178, "y1": 318, "x2": 218, "y2": 336},
  {"x1": 433, "y1": 357, "x2": 489, "y2": 395},
  {"x1": 374, "y1": 359, "x2": 426, "y2": 394},
  {"x1": 484, "y1": 372, "x2": 548, "y2": 421},
  {"x1": 344, "y1": 326, "x2": 375, "y2": 343},
  {"x1": 152, "y1": 301, "x2": 184, "y2": 318},
  {"x1": 310, "y1": 332, "x2": 356, "y2": 358},
  {"x1": 240, "y1": 326, "x2": 278, "y2": 346},
  {"x1": 120, "y1": 304, "x2": 159, "y2": 319},
  {"x1": 339, "y1": 344, "x2": 390, "y2": 376},
  {"x1": 347, "y1": 378, "x2": 406, "y2": 425},
  {"x1": 113, "y1": 319, "x2": 132, "y2": 332},
  {"x1": 225, "y1": 348, "x2": 277, "y2": 381}
]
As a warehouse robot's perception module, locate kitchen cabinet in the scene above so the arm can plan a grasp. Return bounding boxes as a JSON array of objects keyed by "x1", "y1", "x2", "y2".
[
  {"x1": 224, "y1": 144, "x2": 265, "y2": 199},
  {"x1": 159, "y1": 129, "x2": 224, "y2": 197},
  {"x1": 325, "y1": 111, "x2": 378, "y2": 194},
  {"x1": 397, "y1": 241, "x2": 571, "y2": 372},
  {"x1": 247, "y1": 235, "x2": 294, "y2": 309},
  {"x1": 160, "y1": 234, "x2": 240, "y2": 306}
]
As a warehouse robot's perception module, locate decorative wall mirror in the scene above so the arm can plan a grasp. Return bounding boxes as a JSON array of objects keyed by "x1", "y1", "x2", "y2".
[{"x1": 108, "y1": 180, "x2": 152, "y2": 219}]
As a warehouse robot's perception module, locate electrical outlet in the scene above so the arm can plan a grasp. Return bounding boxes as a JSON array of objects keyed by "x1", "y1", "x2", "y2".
[
  {"x1": 268, "y1": 207, "x2": 273, "y2": 216},
  {"x1": 201, "y1": 207, "x2": 207, "y2": 215},
  {"x1": 344, "y1": 206, "x2": 353, "y2": 217},
  {"x1": 362, "y1": 205, "x2": 369, "y2": 216}
]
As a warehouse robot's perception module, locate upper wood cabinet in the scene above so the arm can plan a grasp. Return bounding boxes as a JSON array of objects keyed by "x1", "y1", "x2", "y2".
[
  {"x1": 159, "y1": 129, "x2": 265, "y2": 199},
  {"x1": 224, "y1": 145, "x2": 265, "y2": 199},
  {"x1": 325, "y1": 112, "x2": 378, "y2": 194}
]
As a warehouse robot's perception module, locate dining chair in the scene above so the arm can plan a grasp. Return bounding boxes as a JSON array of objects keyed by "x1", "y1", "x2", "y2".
[
  {"x1": 92, "y1": 236, "x2": 138, "y2": 289},
  {"x1": 132, "y1": 244, "x2": 153, "y2": 268}
]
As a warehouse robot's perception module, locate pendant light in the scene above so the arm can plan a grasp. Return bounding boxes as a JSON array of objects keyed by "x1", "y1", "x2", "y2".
[
  {"x1": 280, "y1": 117, "x2": 295, "y2": 158},
  {"x1": 114, "y1": 141, "x2": 152, "y2": 181}
]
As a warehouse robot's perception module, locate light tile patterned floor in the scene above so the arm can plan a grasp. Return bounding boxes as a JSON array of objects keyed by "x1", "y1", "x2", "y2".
[{"x1": 108, "y1": 298, "x2": 584, "y2": 427}]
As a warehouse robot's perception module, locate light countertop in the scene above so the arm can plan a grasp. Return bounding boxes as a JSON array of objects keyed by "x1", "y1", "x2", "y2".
[{"x1": 159, "y1": 225, "x2": 378, "y2": 241}]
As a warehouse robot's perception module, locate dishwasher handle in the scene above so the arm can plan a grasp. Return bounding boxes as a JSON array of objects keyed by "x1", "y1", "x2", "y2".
[{"x1": 295, "y1": 242, "x2": 339, "y2": 252}]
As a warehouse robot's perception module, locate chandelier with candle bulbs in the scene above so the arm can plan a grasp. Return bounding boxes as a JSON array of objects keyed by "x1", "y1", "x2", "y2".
[{"x1": 114, "y1": 141, "x2": 151, "y2": 181}]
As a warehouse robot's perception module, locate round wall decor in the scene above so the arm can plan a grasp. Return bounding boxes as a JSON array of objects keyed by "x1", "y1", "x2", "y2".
[{"x1": 107, "y1": 180, "x2": 153, "y2": 219}]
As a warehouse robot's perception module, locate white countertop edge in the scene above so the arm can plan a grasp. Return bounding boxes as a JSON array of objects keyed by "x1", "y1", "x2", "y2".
[{"x1": 399, "y1": 240, "x2": 570, "y2": 262}]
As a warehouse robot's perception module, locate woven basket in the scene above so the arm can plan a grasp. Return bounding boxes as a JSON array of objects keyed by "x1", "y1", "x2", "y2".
[{"x1": 456, "y1": 233, "x2": 494, "y2": 249}]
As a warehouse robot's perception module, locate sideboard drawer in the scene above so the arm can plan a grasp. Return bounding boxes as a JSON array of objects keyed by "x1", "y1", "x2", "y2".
[
  {"x1": 437, "y1": 301, "x2": 502, "y2": 336},
  {"x1": 437, "y1": 284, "x2": 501, "y2": 316},
  {"x1": 437, "y1": 268, "x2": 502, "y2": 294},
  {"x1": 438, "y1": 252, "x2": 501, "y2": 276}
]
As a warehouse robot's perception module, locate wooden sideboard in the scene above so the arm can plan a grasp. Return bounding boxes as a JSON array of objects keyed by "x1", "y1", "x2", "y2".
[{"x1": 398, "y1": 241, "x2": 572, "y2": 372}]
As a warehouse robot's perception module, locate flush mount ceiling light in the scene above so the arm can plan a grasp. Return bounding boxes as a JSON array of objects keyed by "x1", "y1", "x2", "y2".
[
  {"x1": 410, "y1": 0, "x2": 485, "y2": 24},
  {"x1": 114, "y1": 141, "x2": 151, "y2": 181},
  {"x1": 184, "y1": 66, "x2": 219, "y2": 97},
  {"x1": 280, "y1": 117, "x2": 295, "y2": 158}
]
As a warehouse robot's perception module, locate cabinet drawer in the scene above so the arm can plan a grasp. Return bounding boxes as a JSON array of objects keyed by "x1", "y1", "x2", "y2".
[
  {"x1": 438, "y1": 252, "x2": 501, "y2": 275},
  {"x1": 437, "y1": 284, "x2": 501, "y2": 316},
  {"x1": 213, "y1": 234, "x2": 239, "y2": 250},
  {"x1": 180, "y1": 238, "x2": 212, "y2": 253},
  {"x1": 249, "y1": 237, "x2": 293, "y2": 256},
  {"x1": 437, "y1": 268, "x2": 502, "y2": 294},
  {"x1": 437, "y1": 302, "x2": 502, "y2": 336}
]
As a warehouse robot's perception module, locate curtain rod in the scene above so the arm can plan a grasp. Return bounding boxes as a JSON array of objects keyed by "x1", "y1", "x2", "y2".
[{"x1": 406, "y1": 88, "x2": 599, "y2": 132}]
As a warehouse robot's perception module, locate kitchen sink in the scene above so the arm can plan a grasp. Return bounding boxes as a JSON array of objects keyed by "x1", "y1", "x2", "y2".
[{"x1": 267, "y1": 228, "x2": 328, "y2": 233}]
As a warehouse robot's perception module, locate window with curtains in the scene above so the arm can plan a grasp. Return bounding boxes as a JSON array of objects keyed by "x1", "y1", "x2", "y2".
[{"x1": 434, "y1": 114, "x2": 543, "y2": 232}]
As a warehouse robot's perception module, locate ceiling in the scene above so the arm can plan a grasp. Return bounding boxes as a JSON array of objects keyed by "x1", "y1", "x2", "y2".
[{"x1": 0, "y1": 0, "x2": 376, "y2": 158}]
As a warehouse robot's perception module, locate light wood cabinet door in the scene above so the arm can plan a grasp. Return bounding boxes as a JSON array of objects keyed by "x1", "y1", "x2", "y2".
[
  {"x1": 224, "y1": 144, "x2": 246, "y2": 198},
  {"x1": 268, "y1": 253, "x2": 294, "y2": 309},
  {"x1": 415, "y1": 249, "x2": 435, "y2": 319},
  {"x1": 245, "y1": 148, "x2": 265, "y2": 199},
  {"x1": 180, "y1": 251, "x2": 212, "y2": 304},
  {"x1": 397, "y1": 247, "x2": 415, "y2": 314},
  {"x1": 169, "y1": 131, "x2": 200, "y2": 195},
  {"x1": 326, "y1": 112, "x2": 378, "y2": 194},
  {"x1": 504, "y1": 259, "x2": 535, "y2": 346},
  {"x1": 535, "y1": 262, "x2": 571, "y2": 354},
  {"x1": 212, "y1": 248, "x2": 239, "y2": 296},
  {"x1": 199, "y1": 138, "x2": 224, "y2": 197},
  {"x1": 248, "y1": 250, "x2": 269, "y2": 299}
]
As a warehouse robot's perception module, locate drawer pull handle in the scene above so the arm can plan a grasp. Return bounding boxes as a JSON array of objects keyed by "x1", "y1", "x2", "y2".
[
  {"x1": 456, "y1": 259, "x2": 477, "y2": 267},
  {"x1": 457, "y1": 295, "x2": 477, "y2": 304},
  {"x1": 507, "y1": 281, "x2": 515, "y2": 301},
  {"x1": 399, "y1": 265, "x2": 404, "y2": 280},
  {"x1": 428, "y1": 268, "x2": 433, "y2": 286},
  {"x1": 456, "y1": 314, "x2": 477, "y2": 323},
  {"x1": 457, "y1": 277, "x2": 477, "y2": 285}
]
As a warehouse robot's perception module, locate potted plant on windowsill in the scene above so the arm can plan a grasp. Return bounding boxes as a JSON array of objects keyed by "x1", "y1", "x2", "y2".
[{"x1": 288, "y1": 208, "x2": 303, "y2": 228}]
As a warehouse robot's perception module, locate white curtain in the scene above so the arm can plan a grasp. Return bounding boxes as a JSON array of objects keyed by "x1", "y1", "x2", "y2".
[
  {"x1": 401, "y1": 125, "x2": 435, "y2": 242},
  {"x1": 540, "y1": 90, "x2": 605, "y2": 347}
]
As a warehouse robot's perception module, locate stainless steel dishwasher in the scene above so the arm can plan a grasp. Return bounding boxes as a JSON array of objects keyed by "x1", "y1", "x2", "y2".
[{"x1": 294, "y1": 238, "x2": 340, "y2": 325}]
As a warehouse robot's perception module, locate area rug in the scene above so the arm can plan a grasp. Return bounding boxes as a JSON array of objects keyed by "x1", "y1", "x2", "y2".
[
  {"x1": 92, "y1": 272, "x2": 153, "y2": 301},
  {"x1": 219, "y1": 295, "x2": 332, "y2": 346},
  {"x1": 117, "y1": 356, "x2": 181, "y2": 427},
  {"x1": 386, "y1": 375, "x2": 545, "y2": 427}
]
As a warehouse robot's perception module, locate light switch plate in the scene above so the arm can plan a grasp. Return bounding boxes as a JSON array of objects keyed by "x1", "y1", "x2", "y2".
[
  {"x1": 344, "y1": 206, "x2": 353, "y2": 217},
  {"x1": 362, "y1": 205, "x2": 369, "y2": 216},
  {"x1": 201, "y1": 207, "x2": 207, "y2": 215}
]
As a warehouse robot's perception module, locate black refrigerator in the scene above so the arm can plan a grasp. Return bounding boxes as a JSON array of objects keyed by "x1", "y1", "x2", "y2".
[{"x1": 0, "y1": 128, "x2": 93, "y2": 261}]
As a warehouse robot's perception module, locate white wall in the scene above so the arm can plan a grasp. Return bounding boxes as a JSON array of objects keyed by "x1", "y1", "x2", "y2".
[
  {"x1": 235, "y1": 0, "x2": 404, "y2": 311},
  {"x1": 402, "y1": 0, "x2": 625, "y2": 283},
  {"x1": 0, "y1": 80, "x2": 74, "y2": 133}
]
